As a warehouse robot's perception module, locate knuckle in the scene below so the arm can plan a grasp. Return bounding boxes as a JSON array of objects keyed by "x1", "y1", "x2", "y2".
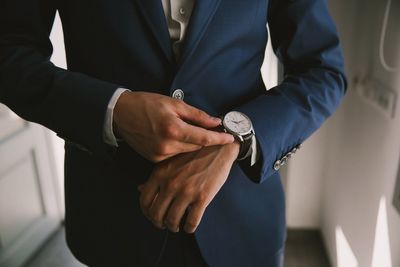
[
  {"x1": 150, "y1": 154, "x2": 163, "y2": 163},
  {"x1": 197, "y1": 193, "x2": 208, "y2": 204},
  {"x1": 174, "y1": 99, "x2": 185, "y2": 107},
  {"x1": 181, "y1": 187, "x2": 195, "y2": 198},
  {"x1": 201, "y1": 136, "x2": 212, "y2": 146},
  {"x1": 165, "y1": 180, "x2": 179, "y2": 193},
  {"x1": 159, "y1": 101, "x2": 171, "y2": 111},
  {"x1": 165, "y1": 124, "x2": 179, "y2": 139},
  {"x1": 160, "y1": 121, "x2": 173, "y2": 137},
  {"x1": 155, "y1": 143, "x2": 169, "y2": 156}
]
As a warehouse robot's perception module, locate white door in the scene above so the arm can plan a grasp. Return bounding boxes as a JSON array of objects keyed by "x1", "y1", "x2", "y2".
[{"x1": 0, "y1": 104, "x2": 62, "y2": 267}]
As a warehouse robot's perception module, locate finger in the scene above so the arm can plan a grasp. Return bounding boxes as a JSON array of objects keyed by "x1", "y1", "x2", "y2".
[
  {"x1": 176, "y1": 102, "x2": 221, "y2": 129},
  {"x1": 179, "y1": 122, "x2": 234, "y2": 147},
  {"x1": 164, "y1": 197, "x2": 190, "y2": 233},
  {"x1": 148, "y1": 191, "x2": 174, "y2": 229},
  {"x1": 184, "y1": 203, "x2": 207, "y2": 233},
  {"x1": 160, "y1": 141, "x2": 202, "y2": 157},
  {"x1": 139, "y1": 180, "x2": 160, "y2": 219}
]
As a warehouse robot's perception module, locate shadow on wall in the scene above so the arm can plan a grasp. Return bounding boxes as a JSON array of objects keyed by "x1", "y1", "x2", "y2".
[
  {"x1": 321, "y1": 0, "x2": 400, "y2": 265},
  {"x1": 335, "y1": 196, "x2": 392, "y2": 267}
]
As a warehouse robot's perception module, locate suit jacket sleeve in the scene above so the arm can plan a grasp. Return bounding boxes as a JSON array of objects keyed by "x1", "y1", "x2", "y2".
[
  {"x1": 0, "y1": 0, "x2": 120, "y2": 158},
  {"x1": 236, "y1": 0, "x2": 347, "y2": 183}
]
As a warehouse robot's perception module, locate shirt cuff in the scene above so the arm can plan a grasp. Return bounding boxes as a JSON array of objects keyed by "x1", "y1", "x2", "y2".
[
  {"x1": 237, "y1": 135, "x2": 263, "y2": 182},
  {"x1": 250, "y1": 135, "x2": 260, "y2": 166},
  {"x1": 103, "y1": 88, "x2": 131, "y2": 147}
]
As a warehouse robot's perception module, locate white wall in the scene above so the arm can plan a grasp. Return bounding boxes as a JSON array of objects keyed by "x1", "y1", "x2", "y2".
[
  {"x1": 321, "y1": 0, "x2": 400, "y2": 266},
  {"x1": 285, "y1": 126, "x2": 329, "y2": 228},
  {"x1": 284, "y1": 0, "x2": 400, "y2": 265}
]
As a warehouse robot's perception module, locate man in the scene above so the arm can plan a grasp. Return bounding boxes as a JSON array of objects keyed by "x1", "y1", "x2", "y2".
[{"x1": 0, "y1": 0, "x2": 346, "y2": 266}]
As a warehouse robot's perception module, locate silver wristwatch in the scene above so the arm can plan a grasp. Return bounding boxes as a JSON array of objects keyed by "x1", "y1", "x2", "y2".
[{"x1": 221, "y1": 111, "x2": 254, "y2": 160}]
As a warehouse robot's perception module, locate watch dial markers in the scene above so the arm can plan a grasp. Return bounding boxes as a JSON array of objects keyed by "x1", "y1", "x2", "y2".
[{"x1": 223, "y1": 111, "x2": 252, "y2": 134}]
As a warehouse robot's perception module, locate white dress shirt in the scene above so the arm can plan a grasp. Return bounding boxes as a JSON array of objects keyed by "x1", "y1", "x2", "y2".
[
  {"x1": 103, "y1": 0, "x2": 258, "y2": 165},
  {"x1": 161, "y1": 0, "x2": 195, "y2": 57}
]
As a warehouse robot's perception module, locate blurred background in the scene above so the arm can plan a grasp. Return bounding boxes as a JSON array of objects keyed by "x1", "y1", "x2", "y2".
[{"x1": 0, "y1": 0, "x2": 399, "y2": 266}]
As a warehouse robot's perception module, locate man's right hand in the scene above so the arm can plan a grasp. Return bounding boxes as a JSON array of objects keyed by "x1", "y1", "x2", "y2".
[{"x1": 113, "y1": 91, "x2": 234, "y2": 162}]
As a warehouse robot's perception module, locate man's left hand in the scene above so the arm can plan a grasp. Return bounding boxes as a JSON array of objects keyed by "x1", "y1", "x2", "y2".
[{"x1": 138, "y1": 142, "x2": 240, "y2": 233}]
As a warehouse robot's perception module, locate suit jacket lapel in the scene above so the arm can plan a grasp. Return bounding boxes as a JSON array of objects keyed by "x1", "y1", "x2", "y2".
[
  {"x1": 135, "y1": 0, "x2": 173, "y2": 62},
  {"x1": 179, "y1": 0, "x2": 222, "y2": 66}
]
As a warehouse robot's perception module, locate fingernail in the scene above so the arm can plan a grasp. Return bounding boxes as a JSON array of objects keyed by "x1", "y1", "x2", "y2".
[{"x1": 211, "y1": 117, "x2": 221, "y2": 123}]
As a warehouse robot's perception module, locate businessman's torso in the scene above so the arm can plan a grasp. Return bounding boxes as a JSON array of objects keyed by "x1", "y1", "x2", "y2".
[{"x1": 59, "y1": 1, "x2": 286, "y2": 266}]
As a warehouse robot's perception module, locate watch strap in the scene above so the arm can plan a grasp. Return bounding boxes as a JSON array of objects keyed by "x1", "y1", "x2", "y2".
[{"x1": 237, "y1": 132, "x2": 253, "y2": 161}]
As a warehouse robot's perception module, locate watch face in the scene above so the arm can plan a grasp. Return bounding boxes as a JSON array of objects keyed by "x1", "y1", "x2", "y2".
[{"x1": 223, "y1": 111, "x2": 252, "y2": 135}]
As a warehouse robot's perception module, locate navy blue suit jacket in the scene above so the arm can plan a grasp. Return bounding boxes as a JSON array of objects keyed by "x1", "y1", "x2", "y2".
[{"x1": 0, "y1": 0, "x2": 346, "y2": 266}]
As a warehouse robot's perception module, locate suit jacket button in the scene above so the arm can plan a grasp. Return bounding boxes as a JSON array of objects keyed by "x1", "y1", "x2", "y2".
[
  {"x1": 274, "y1": 160, "x2": 281, "y2": 171},
  {"x1": 281, "y1": 156, "x2": 288, "y2": 166},
  {"x1": 172, "y1": 89, "x2": 185, "y2": 100}
]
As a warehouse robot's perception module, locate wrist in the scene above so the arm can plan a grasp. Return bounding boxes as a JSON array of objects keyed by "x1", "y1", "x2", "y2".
[{"x1": 113, "y1": 90, "x2": 134, "y2": 135}]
